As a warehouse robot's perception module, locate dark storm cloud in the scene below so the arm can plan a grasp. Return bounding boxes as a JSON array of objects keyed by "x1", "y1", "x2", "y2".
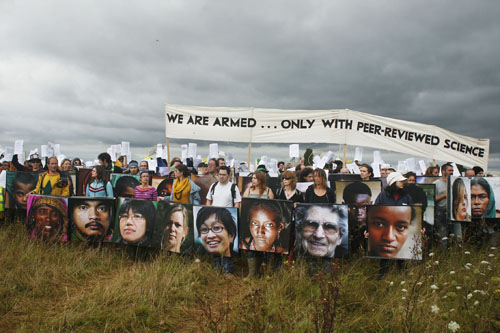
[{"x1": 0, "y1": 1, "x2": 499, "y2": 171}]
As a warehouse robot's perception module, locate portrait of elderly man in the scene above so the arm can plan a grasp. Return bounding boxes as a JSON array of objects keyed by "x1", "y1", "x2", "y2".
[
  {"x1": 70, "y1": 198, "x2": 114, "y2": 242},
  {"x1": 365, "y1": 205, "x2": 422, "y2": 260},
  {"x1": 295, "y1": 204, "x2": 348, "y2": 258}
]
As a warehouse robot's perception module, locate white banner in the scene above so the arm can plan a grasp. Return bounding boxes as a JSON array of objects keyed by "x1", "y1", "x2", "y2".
[{"x1": 165, "y1": 104, "x2": 490, "y2": 168}]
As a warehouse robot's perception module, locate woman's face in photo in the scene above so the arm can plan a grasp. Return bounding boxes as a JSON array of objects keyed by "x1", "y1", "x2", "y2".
[
  {"x1": 34, "y1": 205, "x2": 61, "y2": 241},
  {"x1": 119, "y1": 208, "x2": 146, "y2": 243},
  {"x1": 455, "y1": 186, "x2": 468, "y2": 221},
  {"x1": 432, "y1": 168, "x2": 439, "y2": 176},
  {"x1": 199, "y1": 214, "x2": 234, "y2": 257},
  {"x1": 249, "y1": 207, "x2": 282, "y2": 251},
  {"x1": 164, "y1": 210, "x2": 187, "y2": 252}
]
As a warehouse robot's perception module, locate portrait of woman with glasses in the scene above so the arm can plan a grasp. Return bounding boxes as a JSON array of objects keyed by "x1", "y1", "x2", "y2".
[
  {"x1": 194, "y1": 206, "x2": 237, "y2": 257},
  {"x1": 295, "y1": 204, "x2": 348, "y2": 258}
]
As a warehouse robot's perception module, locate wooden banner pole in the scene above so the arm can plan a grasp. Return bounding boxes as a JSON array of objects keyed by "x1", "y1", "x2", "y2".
[
  {"x1": 166, "y1": 137, "x2": 171, "y2": 165},
  {"x1": 248, "y1": 142, "x2": 252, "y2": 167},
  {"x1": 343, "y1": 144, "x2": 347, "y2": 166}
]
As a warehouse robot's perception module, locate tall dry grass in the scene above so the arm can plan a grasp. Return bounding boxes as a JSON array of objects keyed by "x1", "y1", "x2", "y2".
[{"x1": 0, "y1": 221, "x2": 498, "y2": 332}]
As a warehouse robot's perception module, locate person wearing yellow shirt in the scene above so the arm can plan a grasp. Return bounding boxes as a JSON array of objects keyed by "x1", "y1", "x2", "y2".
[{"x1": 33, "y1": 157, "x2": 70, "y2": 197}]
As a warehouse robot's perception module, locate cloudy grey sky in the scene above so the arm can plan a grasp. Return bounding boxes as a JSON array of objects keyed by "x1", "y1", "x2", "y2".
[{"x1": 1, "y1": 1, "x2": 499, "y2": 171}]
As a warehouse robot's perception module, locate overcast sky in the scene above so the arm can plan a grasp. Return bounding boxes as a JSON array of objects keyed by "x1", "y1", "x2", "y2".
[{"x1": 1, "y1": 1, "x2": 499, "y2": 171}]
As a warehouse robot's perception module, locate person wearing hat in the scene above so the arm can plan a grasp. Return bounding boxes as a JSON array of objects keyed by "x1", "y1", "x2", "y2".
[
  {"x1": 12, "y1": 153, "x2": 44, "y2": 173},
  {"x1": 126, "y1": 160, "x2": 140, "y2": 175},
  {"x1": 374, "y1": 172, "x2": 413, "y2": 206}
]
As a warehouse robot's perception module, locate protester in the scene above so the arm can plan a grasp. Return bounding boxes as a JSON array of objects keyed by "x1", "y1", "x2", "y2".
[
  {"x1": 170, "y1": 164, "x2": 200, "y2": 204},
  {"x1": 98, "y1": 152, "x2": 122, "y2": 173},
  {"x1": 304, "y1": 169, "x2": 335, "y2": 203},
  {"x1": 135, "y1": 171, "x2": 157, "y2": 201},
  {"x1": 242, "y1": 171, "x2": 274, "y2": 199},
  {"x1": 86, "y1": 166, "x2": 113, "y2": 197},
  {"x1": 375, "y1": 172, "x2": 413, "y2": 206},
  {"x1": 425, "y1": 166, "x2": 440, "y2": 177},
  {"x1": 359, "y1": 164, "x2": 373, "y2": 181},
  {"x1": 33, "y1": 157, "x2": 70, "y2": 196}
]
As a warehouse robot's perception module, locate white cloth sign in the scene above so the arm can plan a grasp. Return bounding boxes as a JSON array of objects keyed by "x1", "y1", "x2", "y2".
[{"x1": 165, "y1": 104, "x2": 490, "y2": 168}]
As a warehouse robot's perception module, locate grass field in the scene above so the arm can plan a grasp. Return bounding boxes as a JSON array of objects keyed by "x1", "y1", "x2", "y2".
[{"x1": 0, "y1": 221, "x2": 499, "y2": 332}]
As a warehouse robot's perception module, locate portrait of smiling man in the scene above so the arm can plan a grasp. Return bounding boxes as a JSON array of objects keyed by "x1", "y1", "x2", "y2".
[{"x1": 71, "y1": 198, "x2": 114, "y2": 242}]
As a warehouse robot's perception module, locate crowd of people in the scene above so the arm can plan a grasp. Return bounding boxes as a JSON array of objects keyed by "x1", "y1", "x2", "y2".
[{"x1": 0, "y1": 150, "x2": 497, "y2": 278}]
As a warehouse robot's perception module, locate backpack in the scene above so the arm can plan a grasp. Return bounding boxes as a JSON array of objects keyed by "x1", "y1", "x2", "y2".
[{"x1": 210, "y1": 181, "x2": 237, "y2": 207}]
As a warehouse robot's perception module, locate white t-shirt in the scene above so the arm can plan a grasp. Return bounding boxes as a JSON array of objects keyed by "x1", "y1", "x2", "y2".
[{"x1": 206, "y1": 181, "x2": 242, "y2": 207}]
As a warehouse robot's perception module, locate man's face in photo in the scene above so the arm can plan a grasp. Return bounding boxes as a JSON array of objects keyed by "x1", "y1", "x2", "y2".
[
  {"x1": 139, "y1": 161, "x2": 149, "y2": 171},
  {"x1": 73, "y1": 200, "x2": 111, "y2": 240}
]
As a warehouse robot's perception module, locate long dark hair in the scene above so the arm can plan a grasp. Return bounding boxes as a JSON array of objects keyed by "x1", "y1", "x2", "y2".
[{"x1": 118, "y1": 199, "x2": 156, "y2": 246}]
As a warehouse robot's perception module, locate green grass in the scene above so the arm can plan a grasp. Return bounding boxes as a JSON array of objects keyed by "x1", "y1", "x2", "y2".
[{"x1": 0, "y1": 221, "x2": 499, "y2": 332}]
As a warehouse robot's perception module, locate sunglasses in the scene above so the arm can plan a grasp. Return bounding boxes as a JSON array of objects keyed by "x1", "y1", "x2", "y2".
[{"x1": 283, "y1": 177, "x2": 291, "y2": 180}]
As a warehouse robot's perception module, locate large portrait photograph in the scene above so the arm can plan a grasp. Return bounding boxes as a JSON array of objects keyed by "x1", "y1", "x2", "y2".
[
  {"x1": 366, "y1": 205, "x2": 422, "y2": 260},
  {"x1": 4, "y1": 171, "x2": 39, "y2": 210},
  {"x1": 239, "y1": 198, "x2": 293, "y2": 254},
  {"x1": 111, "y1": 198, "x2": 159, "y2": 247},
  {"x1": 153, "y1": 201, "x2": 194, "y2": 253},
  {"x1": 336, "y1": 180, "x2": 382, "y2": 228},
  {"x1": 193, "y1": 206, "x2": 238, "y2": 257},
  {"x1": 69, "y1": 197, "x2": 115, "y2": 242},
  {"x1": 111, "y1": 174, "x2": 140, "y2": 198},
  {"x1": 447, "y1": 176, "x2": 472, "y2": 222},
  {"x1": 152, "y1": 176, "x2": 174, "y2": 200},
  {"x1": 295, "y1": 203, "x2": 348, "y2": 258},
  {"x1": 26, "y1": 194, "x2": 69, "y2": 242}
]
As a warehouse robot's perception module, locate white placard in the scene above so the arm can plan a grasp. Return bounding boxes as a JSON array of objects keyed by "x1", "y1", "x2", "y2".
[
  {"x1": 41, "y1": 145, "x2": 48, "y2": 158},
  {"x1": 181, "y1": 144, "x2": 188, "y2": 161},
  {"x1": 188, "y1": 143, "x2": 197, "y2": 158},
  {"x1": 373, "y1": 151, "x2": 383, "y2": 165},
  {"x1": 397, "y1": 161, "x2": 407, "y2": 173},
  {"x1": 451, "y1": 163, "x2": 461, "y2": 176},
  {"x1": 371, "y1": 163, "x2": 381, "y2": 178},
  {"x1": 418, "y1": 160, "x2": 427, "y2": 175},
  {"x1": 4, "y1": 147, "x2": 13, "y2": 161},
  {"x1": 156, "y1": 144, "x2": 163, "y2": 158},
  {"x1": 147, "y1": 159, "x2": 157, "y2": 171},
  {"x1": 312, "y1": 155, "x2": 325, "y2": 169},
  {"x1": 53, "y1": 144, "x2": 61, "y2": 156},
  {"x1": 121, "y1": 142, "x2": 130, "y2": 156},
  {"x1": 85, "y1": 161, "x2": 94, "y2": 168},
  {"x1": 325, "y1": 151, "x2": 335, "y2": 164},
  {"x1": 14, "y1": 140, "x2": 24, "y2": 155},
  {"x1": 0, "y1": 171, "x2": 6, "y2": 187},
  {"x1": 405, "y1": 158, "x2": 416, "y2": 173},
  {"x1": 289, "y1": 144, "x2": 300, "y2": 158},
  {"x1": 347, "y1": 163, "x2": 360, "y2": 174},
  {"x1": 209, "y1": 143, "x2": 219, "y2": 159},
  {"x1": 162, "y1": 147, "x2": 168, "y2": 160},
  {"x1": 354, "y1": 147, "x2": 363, "y2": 162},
  {"x1": 56, "y1": 154, "x2": 66, "y2": 165}
]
